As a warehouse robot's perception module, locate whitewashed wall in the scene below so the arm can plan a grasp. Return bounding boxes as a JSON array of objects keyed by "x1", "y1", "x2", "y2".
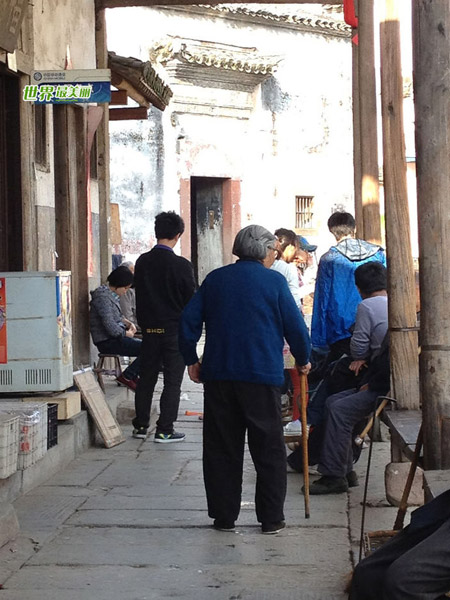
[{"x1": 107, "y1": 6, "x2": 353, "y2": 260}]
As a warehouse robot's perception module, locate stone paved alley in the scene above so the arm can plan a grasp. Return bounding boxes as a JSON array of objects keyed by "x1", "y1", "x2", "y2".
[{"x1": 0, "y1": 374, "x2": 399, "y2": 600}]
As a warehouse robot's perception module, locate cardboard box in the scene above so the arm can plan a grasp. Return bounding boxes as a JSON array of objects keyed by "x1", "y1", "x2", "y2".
[{"x1": 21, "y1": 391, "x2": 81, "y2": 420}]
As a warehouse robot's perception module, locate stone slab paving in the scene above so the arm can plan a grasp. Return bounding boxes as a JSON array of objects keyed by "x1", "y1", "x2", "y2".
[{"x1": 0, "y1": 371, "x2": 402, "y2": 599}]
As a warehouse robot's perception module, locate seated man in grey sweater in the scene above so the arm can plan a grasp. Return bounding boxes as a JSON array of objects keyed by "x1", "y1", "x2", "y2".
[
  {"x1": 306, "y1": 261, "x2": 389, "y2": 494},
  {"x1": 286, "y1": 261, "x2": 388, "y2": 435}
]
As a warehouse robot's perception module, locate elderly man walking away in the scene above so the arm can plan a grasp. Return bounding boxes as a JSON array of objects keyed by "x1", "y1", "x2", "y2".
[
  {"x1": 179, "y1": 225, "x2": 311, "y2": 535},
  {"x1": 132, "y1": 211, "x2": 196, "y2": 442}
]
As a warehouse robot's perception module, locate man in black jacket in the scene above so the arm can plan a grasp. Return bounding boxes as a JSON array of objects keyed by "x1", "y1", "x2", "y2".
[{"x1": 132, "y1": 211, "x2": 196, "y2": 442}]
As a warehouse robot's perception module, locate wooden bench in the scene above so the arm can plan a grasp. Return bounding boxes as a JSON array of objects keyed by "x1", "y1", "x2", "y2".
[{"x1": 383, "y1": 409, "x2": 422, "y2": 463}]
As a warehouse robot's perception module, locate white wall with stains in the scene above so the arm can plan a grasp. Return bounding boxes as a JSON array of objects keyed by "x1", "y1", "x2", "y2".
[{"x1": 107, "y1": 5, "x2": 354, "y2": 261}]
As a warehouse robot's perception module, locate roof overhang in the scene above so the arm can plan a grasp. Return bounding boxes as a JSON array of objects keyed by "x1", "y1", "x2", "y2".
[
  {"x1": 97, "y1": 1, "x2": 342, "y2": 7},
  {"x1": 108, "y1": 51, "x2": 173, "y2": 111}
]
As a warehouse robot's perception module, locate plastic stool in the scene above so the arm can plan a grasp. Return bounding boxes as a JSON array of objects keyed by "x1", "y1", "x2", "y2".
[{"x1": 94, "y1": 354, "x2": 123, "y2": 392}]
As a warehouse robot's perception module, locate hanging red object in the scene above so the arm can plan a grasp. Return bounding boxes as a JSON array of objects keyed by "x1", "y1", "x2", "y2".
[{"x1": 344, "y1": 0, "x2": 358, "y2": 28}]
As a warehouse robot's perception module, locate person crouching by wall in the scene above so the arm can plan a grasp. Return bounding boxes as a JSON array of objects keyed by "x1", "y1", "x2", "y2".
[
  {"x1": 179, "y1": 225, "x2": 311, "y2": 535},
  {"x1": 89, "y1": 266, "x2": 142, "y2": 391}
]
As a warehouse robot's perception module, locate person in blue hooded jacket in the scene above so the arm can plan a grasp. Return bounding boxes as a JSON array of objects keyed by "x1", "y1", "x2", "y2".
[{"x1": 311, "y1": 212, "x2": 386, "y2": 362}]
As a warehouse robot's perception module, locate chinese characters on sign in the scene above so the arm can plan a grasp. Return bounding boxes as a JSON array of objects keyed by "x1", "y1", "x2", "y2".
[
  {"x1": 24, "y1": 70, "x2": 111, "y2": 104},
  {"x1": 23, "y1": 84, "x2": 93, "y2": 102}
]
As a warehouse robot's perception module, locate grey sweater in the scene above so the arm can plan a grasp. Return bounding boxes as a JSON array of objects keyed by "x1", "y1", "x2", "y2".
[
  {"x1": 89, "y1": 285, "x2": 126, "y2": 344},
  {"x1": 350, "y1": 295, "x2": 388, "y2": 360}
]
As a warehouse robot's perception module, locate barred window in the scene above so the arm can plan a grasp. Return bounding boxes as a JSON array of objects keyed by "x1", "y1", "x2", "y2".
[{"x1": 295, "y1": 195, "x2": 314, "y2": 229}]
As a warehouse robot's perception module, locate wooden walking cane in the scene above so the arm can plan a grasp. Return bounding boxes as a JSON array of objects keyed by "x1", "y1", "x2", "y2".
[{"x1": 300, "y1": 372, "x2": 310, "y2": 518}]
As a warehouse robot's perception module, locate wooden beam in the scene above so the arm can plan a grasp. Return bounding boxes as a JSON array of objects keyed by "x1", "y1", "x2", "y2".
[
  {"x1": 97, "y1": 0, "x2": 342, "y2": 7},
  {"x1": 413, "y1": 1, "x2": 450, "y2": 470},
  {"x1": 95, "y1": 8, "x2": 112, "y2": 280},
  {"x1": 109, "y1": 106, "x2": 148, "y2": 120},
  {"x1": 358, "y1": 0, "x2": 381, "y2": 244},
  {"x1": 111, "y1": 76, "x2": 150, "y2": 109},
  {"x1": 380, "y1": 0, "x2": 419, "y2": 410},
  {"x1": 110, "y1": 89, "x2": 128, "y2": 105},
  {"x1": 352, "y1": 35, "x2": 363, "y2": 237}
]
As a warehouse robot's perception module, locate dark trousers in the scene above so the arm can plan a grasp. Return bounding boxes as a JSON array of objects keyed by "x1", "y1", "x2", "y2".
[
  {"x1": 318, "y1": 388, "x2": 379, "y2": 478},
  {"x1": 96, "y1": 337, "x2": 141, "y2": 380},
  {"x1": 133, "y1": 332, "x2": 185, "y2": 433},
  {"x1": 351, "y1": 517, "x2": 450, "y2": 599},
  {"x1": 203, "y1": 380, "x2": 286, "y2": 525}
]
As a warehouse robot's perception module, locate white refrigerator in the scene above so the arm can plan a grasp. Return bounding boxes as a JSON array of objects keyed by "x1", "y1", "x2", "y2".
[{"x1": 0, "y1": 272, "x2": 73, "y2": 393}]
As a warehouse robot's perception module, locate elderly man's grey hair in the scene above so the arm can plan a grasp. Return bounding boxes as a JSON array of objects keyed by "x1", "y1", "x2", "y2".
[
  {"x1": 121, "y1": 261, "x2": 134, "y2": 272},
  {"x1": 232, "y1": 225, "x2": 277, "y2": 261}
]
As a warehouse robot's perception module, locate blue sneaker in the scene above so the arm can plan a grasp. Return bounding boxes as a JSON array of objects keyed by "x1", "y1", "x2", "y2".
[{"x1": 154, "y1": 431, "x2": 186, "y2": 443}]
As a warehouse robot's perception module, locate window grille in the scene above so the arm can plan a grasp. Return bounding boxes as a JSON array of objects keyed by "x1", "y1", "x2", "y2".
[{"x1": 295, "y1": 196, "x2": 314, "y2": 229}]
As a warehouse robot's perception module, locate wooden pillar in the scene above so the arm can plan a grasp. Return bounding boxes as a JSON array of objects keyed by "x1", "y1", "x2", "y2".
[
  {"x1": 95, "y1": 9, "x2": 111, "y2": 281},
  {"x1": 352, "y1": 33, "x2": 363, "y2": 238},
  {"x1": 380, "y1": 0, "x2": 419, "y2": 409},
  {"x1": 20, "y1": 76, "x2": 37, "y2": 270},
  {"x1": 412, "y1": 1, "x2": 450, "y2": 469},
  {"x1": 358, "y1": 0, "x2": 382, "y2": 244}
]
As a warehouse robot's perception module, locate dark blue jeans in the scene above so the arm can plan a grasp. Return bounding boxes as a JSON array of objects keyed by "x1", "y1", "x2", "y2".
[
  {"x1": 318, "y1": 388, "x2": 379, "y2": 478},
  {"x1": 133, "y1": 332, "x2": 185, "y2": 433},
  {"x1": 96, "y1": 337, "x2": 141, "y2": 380}
]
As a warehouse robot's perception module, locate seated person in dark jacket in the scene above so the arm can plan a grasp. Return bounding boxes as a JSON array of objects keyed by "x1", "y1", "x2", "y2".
[
  {"x1": 350, "y1": 488, "x2": 450, "y2": 599},
  {"x1": 89, "y1": 266, "x2": 142, "y2": 391}
]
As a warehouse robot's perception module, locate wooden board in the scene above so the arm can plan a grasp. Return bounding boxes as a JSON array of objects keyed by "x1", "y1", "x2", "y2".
[
  {"x1": 22, "y1": 391, "x2": 81, "y2": 420},
  {"x1": 74, "y1": 370, "x2": 125, "y2": 448}
]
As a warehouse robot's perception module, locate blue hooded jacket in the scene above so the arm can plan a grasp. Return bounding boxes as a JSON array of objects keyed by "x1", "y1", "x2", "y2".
[{"x1": 311, "y1": 238, "x2": 386, "y2": 348}]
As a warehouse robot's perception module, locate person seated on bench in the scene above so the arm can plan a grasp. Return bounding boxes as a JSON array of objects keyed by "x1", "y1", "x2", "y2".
[
  {"x1": 350, "y1": 488, "x2": 450, "y2": 599},
  {"x1": 90, "y1": 266, "x2": 142, "y2": 392},
  {"x1": 286, "y1": 261, "x2": 388, "y2": 437},
  {"x1": 302, "y1": 332, "x2": 390, "y2": 494}
]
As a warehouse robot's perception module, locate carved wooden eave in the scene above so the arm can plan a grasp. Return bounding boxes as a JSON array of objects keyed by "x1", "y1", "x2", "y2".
[
  {"x1": 150, "y1": 38, "x2": 281, "y2": 92},
  {"x1": 108, "y1": 51, "x2": 173, "y2": 111}
]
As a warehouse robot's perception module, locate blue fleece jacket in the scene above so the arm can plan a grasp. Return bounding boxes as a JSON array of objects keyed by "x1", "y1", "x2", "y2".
[
  {"x1": 179, "y1": 260, "x2": 311, "y2": 387},
  {"x1": 311, "y1": 239, "x2": 386, "y2": 347}
]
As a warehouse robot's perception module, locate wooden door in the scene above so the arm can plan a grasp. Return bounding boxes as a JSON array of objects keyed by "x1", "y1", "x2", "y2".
[{"x1": 191, "y1": 177, "x2": 224, "y2": 284}]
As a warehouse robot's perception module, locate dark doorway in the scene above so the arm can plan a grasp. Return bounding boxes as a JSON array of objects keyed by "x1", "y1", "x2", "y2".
[
  {"x1": 0, "y1": 69, "x2": 22, "y2": 271},
  {"x1": 190, "y1": 177, "x2": 225, "y2": 284}
]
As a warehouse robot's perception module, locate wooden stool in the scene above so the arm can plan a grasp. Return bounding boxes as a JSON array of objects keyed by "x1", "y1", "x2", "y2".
[{"x1": 94, "y1": 354, "x2": 123, "y2": 392}]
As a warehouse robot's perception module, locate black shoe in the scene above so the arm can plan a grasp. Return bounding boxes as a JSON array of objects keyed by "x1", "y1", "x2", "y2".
[
  {"x1": 154, "y1": 431, "x2": 186, "y2": 443},
  {"x1": 132, "y1": 427, "x2": 148, "y2": 439},
  {"x1": 307, "y1": 475, "x2": 348, "y2": 495},
  {"x1": 213, "y1": 519, "x2": 235, "y2": 532},
  {"x1": 261, "y1": 521, "x2": 286, "y2": 535},
  {"x1": 346, "y1": 470, "x2": 359, "y2": 487}
]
